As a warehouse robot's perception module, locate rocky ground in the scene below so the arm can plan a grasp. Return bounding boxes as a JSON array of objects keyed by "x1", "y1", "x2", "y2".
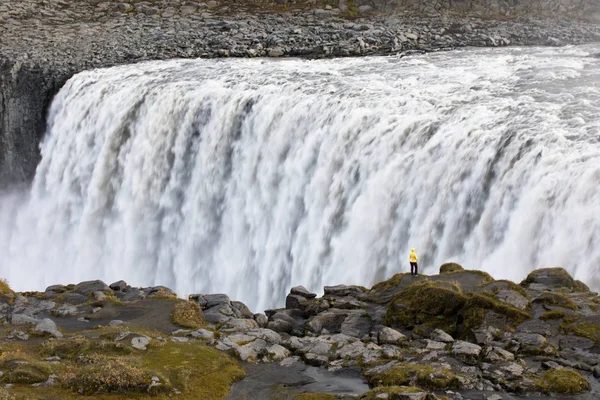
[
  {"x1": 2, "y1": 0, "x2": 600, "y2": 186},
  {"x1": 0, "y1": 265, "x2": 599, "y2": 399}
]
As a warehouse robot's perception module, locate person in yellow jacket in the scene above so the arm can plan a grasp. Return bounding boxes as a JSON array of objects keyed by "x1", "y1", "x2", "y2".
[{"x1": 409, "y1": 248, "x2": 418, "y2": 276}]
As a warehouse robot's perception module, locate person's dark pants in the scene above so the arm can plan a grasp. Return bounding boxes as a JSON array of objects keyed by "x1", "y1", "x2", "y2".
[{"x1": 410, "y1": 262, "x2": 418, "y2": 276}]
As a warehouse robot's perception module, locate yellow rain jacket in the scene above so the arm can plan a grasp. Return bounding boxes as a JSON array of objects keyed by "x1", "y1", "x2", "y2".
[{"x1": 409, "y1": 249, "x2": 418, "y2": 263}]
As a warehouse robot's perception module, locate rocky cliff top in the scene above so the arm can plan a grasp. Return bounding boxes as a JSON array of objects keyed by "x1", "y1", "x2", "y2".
[{"x1": 1, "y1": 265, "x2": 599, "y2": 399}]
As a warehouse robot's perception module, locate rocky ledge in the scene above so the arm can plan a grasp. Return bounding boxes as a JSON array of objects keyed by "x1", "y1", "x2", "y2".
[
  {"x1": 0, "y1": 264, "x2": 599, "y2": 399},
  {"x1": 2, "y1": 0, "x2": 600, "y2": 186}
]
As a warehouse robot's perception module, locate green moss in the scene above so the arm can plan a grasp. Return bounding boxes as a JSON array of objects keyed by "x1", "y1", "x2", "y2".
[
  {"x1": 293, "y1": 394, "x2": 338, "y2": 400},
  {"x1": 362, "y1": 386, "x2": 428, "y2": 399},
  {"x1": 0, "y1": 279, "x2": 16, "y2": 303},
  {"x1": 142, "y1": 341, "x2": 244, "y2": 399},
  {"x1": 371, "y1": 273, "x2": 409, "y2": 292},
  {"x1": 539, "y1": 311, "x2": 566, "y2": 321},
  {"x1": 479, "y1": 279, "x2": 530, "y2": 299},
  {"x1": 384, "y1": 281, "x2": 466, "y2": 334},
  {"x1": 533, "y1": 292, "x2": 578, "y2": 310},
  {"x1": 563, "y1": 321, "x2": 600, "y2": 343},
  {"x1": 535, "y1": 369, "x2": 590, "y2": 394},
  {"x1": 368, "y1": 364, "x2": 459, "y2": 390},
  {"x1": 439, "y1": 263, "x2": 464, "y2": 274},
  {"x1": 171, "y1": 300, "x2": 204, "y2": 329},
  {"x1": 62, "y1": 358, "x2": 166, "y2": 395},
  {"x1": 2, "y1": 362, "x2": 50, "y2": 384},
  {"x1": 462, "y1": 293, "x2": 531, "y2": 330}
]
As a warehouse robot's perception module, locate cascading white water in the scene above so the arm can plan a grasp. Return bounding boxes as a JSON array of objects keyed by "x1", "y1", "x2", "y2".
[{"x1": 1, "y1": 44, "x2": 600, "y2": 311}]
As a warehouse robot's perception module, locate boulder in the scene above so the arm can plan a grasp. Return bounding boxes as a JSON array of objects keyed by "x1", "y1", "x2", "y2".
[
  {"x1": 496, "y1": 290, "x2": 529, "y2": 310},
  {"x1": 148, "y1": 286, "x2": 176, "y2": 297},
  {"x1": 221, "y1": 318, "x2": 259, "y2": 331},
  {"x1": 521, "y1": 268, "x2": 589, "y2": 291},
  {"x1": 439, "y1": 262, "x2": 464, "y2": 274},
  {"x1": 58, "y1": 292, "x2": 87, "y2": 305},
  {"x1": 484, "y1": 346, "x2": 515, "y2": 362},
  {"x1": 231, "y1": 301, "x2": 254, "y2": 319},
  {"x1": 431, "y1": 328, "x2": 454, "y2": 343},
  {"x1": 340, "y1": 310, "x2": 371, "y2": 338},
  {"x1": 290, "y1": 285, "x2": 317, "y2": 298},
  {"x1": 34, "y1": 318, "x2": 63, "y2": 338},
  {"x1": 377, "y1": 327, "x2": 407, "y2": 345},
  {"x1": 73, "y1": 280, "x2": 111, "y2": 295},
  {"x1": 119, "y1": 287, "x2": 145, "y2": 302},
  {"x1": 285, "y1": 294, "x2": 305, "y2": 310},
  {"x1": 324, "y1": 285, "x2": 365, "y2": 297},
  {"x1": 11, "y1": 314, "x2": 40, "y2": 325},
  {"x1": 452, "y1": 340, "x2": 482, "y2": 365},
  {"x1": 254, "y1": 313, "x2": 268, "y2": 328},
  {"x1": 131, "y1": 336, "x2": 151, "y2": 350},
  {"x1": 45, "y1": 285, "x2": 66, "y2": 293},
  {"x1": 265, "y1": 344, "x2": 290, "y2": 362},
  {"x1": 109, "y1": 280, "x2": 127, "y2": 291},
  {"x1": 195, "y1": 294, "x2": 231, "y2": 309}
]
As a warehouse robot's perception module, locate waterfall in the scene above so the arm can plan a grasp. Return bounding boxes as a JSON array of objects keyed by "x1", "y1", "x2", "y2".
[{"x1": 1, "y1": 45, "x2": 600, "y2": 311}]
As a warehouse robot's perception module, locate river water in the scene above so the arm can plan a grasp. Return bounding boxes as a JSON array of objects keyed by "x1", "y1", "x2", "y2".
[{"x1": 1, "y1": 44, "x2": 600, "y2": 311}]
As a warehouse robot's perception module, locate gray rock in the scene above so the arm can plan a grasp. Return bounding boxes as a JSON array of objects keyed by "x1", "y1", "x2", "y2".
[
  {"x1": 59, "y1": 292, "x2": 88, "y2": 305},
  {"x1": 378, "y1": 327, "x2": 407, "y2": 345},
  {"x1": 484, "y1": 346, "x2": 515, "y2": 362},
  {"x1": 452, "y1": 340, "x2": 482, "y2": 365},
  {"x1": 323, "y1": 285, "x2": 365, "y2": 297},
  {"x1": 285, "y1": 294, "x2": 306, "y2": 310},
  {"x1": 73, "y1": 280, "x2": 110, "y2": 295},
  {"x1": 254, "y1": 313, "x2": 268, "y2": 328},
  {"x1": 496, "y1": 290, "x2": 529, "y2": 310},
  {"x1": 267, "y1": 319, "x2": 293, "y2": 334},
  {"x1": 109, "y1": 320, "x2": 123, "y2": 326},
  {"x1": 191, "y1": 329, "x2": 215, "y2": 339},
  {"x1": 53, "y1": 304, "x2": 78, "y2": 317},
  {"x1": 45, "y1": 285, "x2": 66, "y2": 293},
  {"x1": 265, "y1": 344, "x2": 291, "y2": 361},
  {"x1": 34, "y1": 318, "x2": 63, "y2": 338},
  {"x1": 513, "y1": 332, "x2": 547, "y2": 348},
  {"x1": 120, "y1": 287, "x2": 145, "y2": 302},
  {"x1": 221, "y1": 318, "x2": 259, "y2": 331},
  {"x1": 231, "y1": 301, "x2": 254, "y2": 319},
  {"x1": 431, "y1": 329, "x2": 454, "y2": 343},
  {"x1": 11, "y1": 313, "x2": 40, "y2": 325},
  {"x1": 109, "y1": 280, "x2": 127, "y2": 291},
  {"x1": 131, "y1": 336, "x2": 151, "y2": 350},
  {"x1": 290, "y1": 285, "x2": 317, "y2": 298},
  {"x1": 148, "y1": 286, "x2": 176, "y2": 297}
]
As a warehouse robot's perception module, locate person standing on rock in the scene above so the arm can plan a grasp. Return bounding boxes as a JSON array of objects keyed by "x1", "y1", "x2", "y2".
[{"x1": 409, "y1": 248, "x2": 418, "y2": 276}]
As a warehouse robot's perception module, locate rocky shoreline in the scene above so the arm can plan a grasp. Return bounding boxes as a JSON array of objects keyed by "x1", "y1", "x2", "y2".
[
  {"x1": 0, "y1": 265, "x2": 599, "y2": 399},
  {"x1": 2, "y1": 0, "x2": 600, "y2": 186}
]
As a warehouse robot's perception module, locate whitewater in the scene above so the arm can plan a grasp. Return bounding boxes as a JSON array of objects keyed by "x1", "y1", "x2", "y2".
[{"x1": 1, "y1": 44, "x2": 600, "y2": 311}]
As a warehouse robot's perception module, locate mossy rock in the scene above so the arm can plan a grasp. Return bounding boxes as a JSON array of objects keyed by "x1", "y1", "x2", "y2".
[
  {"x1": 535, "y1": 369, "x2": 590, "y2": 394},
  {"x1": 0, "y1": 279, "x2": 16, "y2": 304},
  {"x1": 367, "y1": 364, "x2": 460, "y2": 390},
  {"x1": 384, "y1": 281, "x2": 466, "y2": 334},
  {"x1": 171, "y1": 300, "x2": 204, "y2": 329},
  {"x1": 461, "y1": 293, "x2": 531, "y2": 331},
  {"x1": 521, "y1": 268, "x2": 589, "y2": 291},
  {"x1": 539, "y1": 310, "x2": 566, "y2": 321},
  {"x1": 62, "y1": 359, "x2": 165, "y2": 394},
  {"x1": 368, "y1": 273, "x2": 422, "y2": 304},
  {"x1": 439, "y1": 263, "x2": 464, "y2": 274},
  {"x1": 562, "y1": 319, "x2": 600, "y2": 343},
  {"x1": 430, "y1": 270, "x2": 494, "y2": 293},
  {"x1": 2, "y1": 362, "x2": 50, "y2": 384},
  {"x1": 532, "y1": 292, "x2": 578, "y2": 310},
  {"x1": 479, "y1": 280, "x2": 530, "y2": 299},
  {"x1": 361, "y1": 385, "x2": 431, "y2": 399}
]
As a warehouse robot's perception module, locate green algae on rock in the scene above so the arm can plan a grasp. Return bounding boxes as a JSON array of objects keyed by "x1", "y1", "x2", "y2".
[{"x1": 535, "y1": 369, "x2": 591, "y2": 394}]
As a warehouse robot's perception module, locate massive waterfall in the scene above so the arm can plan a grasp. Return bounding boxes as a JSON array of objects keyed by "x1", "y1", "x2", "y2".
[{"x1": 1, "y1": 44, "x2": 600, "y2": 311}]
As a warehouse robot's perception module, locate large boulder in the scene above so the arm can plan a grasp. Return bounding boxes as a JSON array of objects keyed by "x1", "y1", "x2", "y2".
[
  {"x1": 521, "y1": 268, "x2": 589, "y2": 291},
  {"x1": 73, "y1": 280, "x2": 111, "y2": 295},
  {"x1": 452, "y1": 340, "x2": 482, "y2": 365},
  {"x1": 439, "y1": 262, "x2": 464, "y2": 274}
]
